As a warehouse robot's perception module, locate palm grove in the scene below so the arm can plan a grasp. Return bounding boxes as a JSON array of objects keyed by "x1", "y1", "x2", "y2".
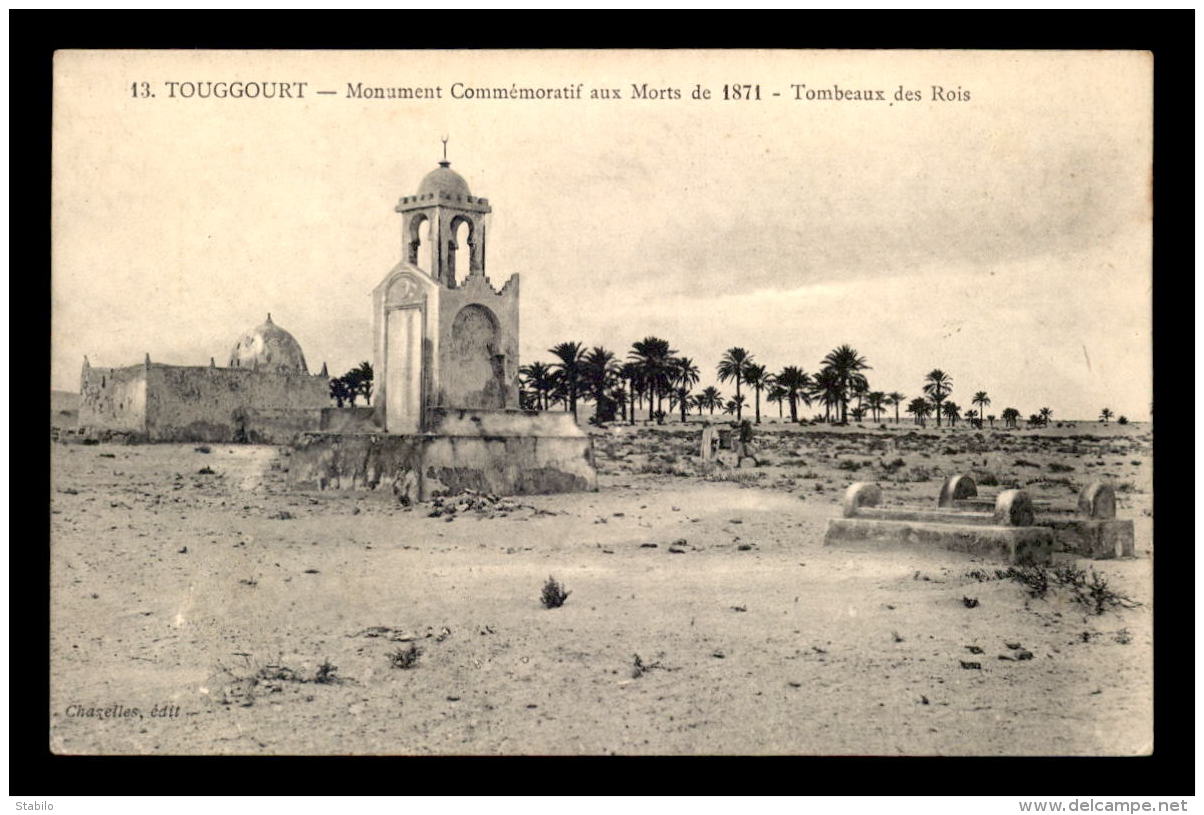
[
  {"x1": 327, "y1": 344, "x2": 1096, "y2": 429},
  {"x1": 517, "y1": 339, "x2": 1068, "y2": 430}
]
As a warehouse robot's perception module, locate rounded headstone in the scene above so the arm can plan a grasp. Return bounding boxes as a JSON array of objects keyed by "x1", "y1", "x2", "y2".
[
  {"x1": 843, "y1": 482, "x2": 882, "y2": 518},
  {"x1": 938, "y1": 474, "x2": 977, "y2": 507},
  {"x1": 993, "y1": 489, "x2": 1035, "y2": 527},
  {"x1": 1077, "y1": 481, "x2": 1116, "y2": 519}
]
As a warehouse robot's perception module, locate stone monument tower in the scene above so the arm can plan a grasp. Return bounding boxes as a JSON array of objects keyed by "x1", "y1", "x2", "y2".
[
  {"x1": 372, "y1": 147, "x2": 520, "y2": 433},
  {"x1": 289, "y1": 145, "x2": 596, "y2": 501}
]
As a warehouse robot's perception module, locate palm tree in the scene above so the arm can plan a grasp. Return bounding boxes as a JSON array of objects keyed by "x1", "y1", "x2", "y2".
[
  {"x1": 987, "y1": 414, "x2": 996, "y2": 428},
  {"x1": 722, "y1": 394, "x2": 746, "y2": 416},
  {"x1": 888, "y1": 391, "x2": 905, "y2": 424},
  {"x1": 619, "y1": 361, "x2": 641, "y2": 425},
  {"x1": 851, "y1": 378, "x2": 870, "y2": 414},
  {"x1": 922, "y1": 369, "x2": 953, "y2": 427},
  {"x1": 581, "y1": 346, "x2": 618, "y2": 423},
  {"x1": 866, "y1": 391, "x2": 886, "y2": 423},
  {"x1": 811, "y1": 367, "x2": 843, "y2": 423},
  {"x1": 549, "y1": 341, "x2": 586, "y2": 420},
  {"x1": 1099, "y1": 407, "x2": 1114, "y2": 424},
  {"x1": 942, "y1": 401, "x2": 961, "y2": 427},
  {"x1": 691, "y1": 394, "x2": 706, "y2": 416},
  {"x1": 971, "y1": 391, "x2": 991, "y2": 425},
  {"x1": 629, "y1": 337, "x2": 676, "y2": 421},
  {"x1": 519, "y1": 361, "x2": 556, "y2": 410},
  {"x1": 742, "y1": 362, "x2": 768, "y2": 424},
  {"x1": 611, "y1": 384, "x2": 628, "y2": 422},
  {"x1": 1001, "y1": 407, "x2": 1021, "y2": 429},
  {"x1": 670, "y1": 356, "x2": 701, "y2": 423},
  {"x1": 821, "y1": 345, "x2": 871, "y2": 424},
  {"x1": 907, "y1": 397, "x2": 931, "y2": 427},
  {"x1": 767, "y1": 384, "x2": 788, "y2": 419},
  {"x1": 717, "y1": 348, "x2": 753, "y2": 421},
  {"x1": 775, "y1": 366, "x2": 812, "y2": 423},
  {"x1": 349, "y1": 361, "x2": 374, "y2": 405},
  {"x1": 698, "y1": 386, "x2": 723, "y2": 415},
  {"x1": 1039, "y1": 407, "x2": 1053, "y2": 426}
]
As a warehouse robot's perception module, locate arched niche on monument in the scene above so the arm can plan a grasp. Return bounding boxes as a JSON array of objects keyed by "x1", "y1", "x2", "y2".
[
  {"x1": 446, "y1": 303, "x2": 506, "y2": 409},
  {"x1": 381, "y1": 270, "x2": 437, "y2": 434}
]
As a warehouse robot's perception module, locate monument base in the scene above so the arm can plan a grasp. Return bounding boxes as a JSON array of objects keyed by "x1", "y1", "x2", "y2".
[{"x1": 286, "y1": 408, "x2": 597, "y2": 502}]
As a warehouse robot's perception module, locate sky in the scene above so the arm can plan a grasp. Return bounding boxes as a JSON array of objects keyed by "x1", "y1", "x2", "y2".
[{"x1": 52, "y1": 50, "x2": 1153, "y2": 421}]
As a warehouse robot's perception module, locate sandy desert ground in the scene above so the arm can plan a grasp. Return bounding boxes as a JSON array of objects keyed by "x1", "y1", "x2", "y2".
[{"x1": 49, "y1": 417, "x2": 1153, "y2": 756}]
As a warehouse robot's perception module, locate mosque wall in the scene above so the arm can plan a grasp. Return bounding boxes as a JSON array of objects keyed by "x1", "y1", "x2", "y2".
[
  {"x1": 79, "y1": 362, "x2": 331, "y2": 442},
  {"x1": 145, "y1": 365, "x2": 330, "y2": 442},
  {"x1": 80, "y1": 364, "x2": 148, "y2": 434}
]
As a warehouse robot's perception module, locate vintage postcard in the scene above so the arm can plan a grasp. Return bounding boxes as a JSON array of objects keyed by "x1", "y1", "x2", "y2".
[{"x1": 50, "y1": 49, "x2": 1152, "y2": 756}]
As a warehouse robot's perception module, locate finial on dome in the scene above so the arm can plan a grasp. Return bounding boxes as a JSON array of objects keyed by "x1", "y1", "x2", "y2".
[
  {"x1": 145, "y1": 353, "x2": 151, "y2": 366},
  {"x1": 210, "y1": 357, "x2": 216, "y2": 368},
  {"x1": 83, "y1": 355, "x2": 90, "y2": 369},
  {"x1": 266, "y1": 312, "x2": 273, "y2": 324},
  {"x1": 440, "y1": 134, "x2": 449, "y2": 167},
  {"x1": 319, "y1": 361, "x2": 328, "y2": 377}
]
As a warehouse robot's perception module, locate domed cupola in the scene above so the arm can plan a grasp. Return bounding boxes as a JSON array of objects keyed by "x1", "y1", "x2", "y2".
[
  {"x1": 228, "y1": 313, "x2": 309, "y2": 374},
  {"x1": 417, "y1": 160, "x2": 472, "y2": 200}
]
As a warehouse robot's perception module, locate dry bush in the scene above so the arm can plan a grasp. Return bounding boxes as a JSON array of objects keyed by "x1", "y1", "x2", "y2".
[
  {"x1": 541, "y1": 576, "x2": 571, "y2": 609},
  {"x1": 389, "y1": 644, "x2": 423, "y2": 670}
]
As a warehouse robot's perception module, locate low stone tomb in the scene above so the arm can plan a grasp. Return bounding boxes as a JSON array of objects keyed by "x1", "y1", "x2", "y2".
[
  {"x1": 935, "y1": 474, "x2": 1134, "y2": 559},
  {"x1": 824, "y1": 481, "x2": 1053, "y2": 565}
]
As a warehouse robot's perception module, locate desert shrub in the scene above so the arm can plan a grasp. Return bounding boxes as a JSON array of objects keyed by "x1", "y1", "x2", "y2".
[
  {"x1": 195, "y1": 445, "x2": 212, "y2": 454},
  {"x1": 881, "y1": 457, "x2": 906, "y2": 473},
  {"x1": 1048, "y1": 462, "x2": 1075, "y2": 473},
  {"x1": 82, "y1": 438, "x2": 99, "y2": 446},
  {"x1": 1001, "y1": 565, "x2": 1050, "y2": 598},
  {"x1": 313, "y1": 659, "x2": 340, "y2": 684},
  {"x1": 389, "y1": 644, "x2": 423, "y2": 670},
  {"x1": 1027, "y1": 476, "x2": 1075, "y2": 489},
  {"x1": 541, "y1": 576, "x2": 571, "y2": 608},
  {"x1": 705, "y1": 469, "x2": 764, "y2": 484},
  {"x1": 990, "y1": 565, "x2": 1139, "y2": 614},
  {"x1": 837, "y1": 459, "x2": 864, "y2": 472},
  {"x1": 631, "y1": 653, "x2": 672, "y2": 678},
  {"x1": 972, "y1": 470, "x2": 1000, "y2": 486},
  {"x1": 1077, "y1": 570, "x2": 1140, "y2": 615},
  {"x1": 965, "y1": 568, "x2": 1000, "y2": 582},
  {"x1": 1115, "y1": 481, "x2": 1138, "y2": 494},
  {"x1": 1013, "y1": 459, "x2": 1040, "y2": 468},
  {"x1": 1117, "y1": 416, "x2": 1129, "y2": 425},
  {"x1": 892, "y1": 465, "x2": 935, "y2": 483}
]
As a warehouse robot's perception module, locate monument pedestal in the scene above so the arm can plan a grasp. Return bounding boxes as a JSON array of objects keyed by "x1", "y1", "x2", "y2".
[{"x1": 287, "y1": 408, "x2": 596, "y2": 501}]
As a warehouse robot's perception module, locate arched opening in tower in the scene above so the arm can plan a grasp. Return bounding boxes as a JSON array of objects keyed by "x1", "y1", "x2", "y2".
[
  {"x1": 450, "y1": 216, "x2": 475, "y2": 289},
  {"x1": 408, "y1": 213, "x2": 431, "y2": 274}
]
